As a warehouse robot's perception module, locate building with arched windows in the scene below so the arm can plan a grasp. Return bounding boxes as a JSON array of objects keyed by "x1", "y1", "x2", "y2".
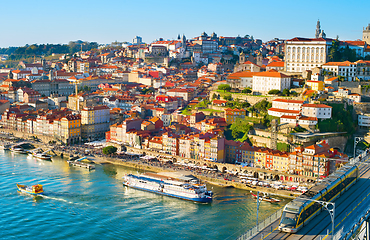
[{"x1": 284, "y1": 37, "x2": 333, "y2": 73}]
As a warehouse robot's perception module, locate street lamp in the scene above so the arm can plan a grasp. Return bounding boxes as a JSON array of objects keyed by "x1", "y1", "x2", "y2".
[
  {"x1": 297, "y1": 197, "x2": 335, "y2": 240},
  {"x1": 354, "y1": 137, "x2": 363, "y2": 158},
  {"x1": 255, "y1": 191, "x2": 261, "y2": 231}
]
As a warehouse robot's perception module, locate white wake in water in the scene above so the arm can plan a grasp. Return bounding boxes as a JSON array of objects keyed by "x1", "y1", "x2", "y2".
[{"x1": 38, "y1": 194, "x2": 89, "y2": 206}]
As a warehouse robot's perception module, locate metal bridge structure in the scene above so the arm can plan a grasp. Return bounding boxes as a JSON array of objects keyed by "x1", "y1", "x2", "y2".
[{"x1": 237, "y1": 150, "x2": 370, "y2": 240}]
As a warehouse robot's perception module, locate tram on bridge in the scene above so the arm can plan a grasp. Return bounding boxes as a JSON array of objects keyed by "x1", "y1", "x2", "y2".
[{"x1": 279, "y1": 163, "x2": 359, "y2": 233}]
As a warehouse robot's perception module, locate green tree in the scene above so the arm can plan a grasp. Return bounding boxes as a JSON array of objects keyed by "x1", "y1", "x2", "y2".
[
  {"x1": 254, "y1": 100, "x2": 272, "y2": 114},
  {"x1": 242, "y1": 88, "x2": 252, "y2": 93},
  {"x1": 282, "y1": 89, "x2": 290, "y2": 96},
  {"x1": 226, "y1": 101, "x2": 234, "y2": 107},
  {"x1": 338, "y1": 76, "x2": 345, "y2": 82},
  {"x1": 102, "y1": 146, "x2": 117, "y2": 155},
  {"x1": 328, "y1": 37, "x2": 341, "y2": 61},
  {"x1": 241, "y1": 101, "x2": 250, "y2": 108},
  {"x1": 223, "y1": 94, "x2": 232, "y2": 101},
  {"x1": 218, "y1": 84, "x2": 231, "y2": 92},
  {"x1": 212, "y1": 93, "x2": 218, "y2": 99},
  {"x1": 268, "y1": 89, "x2": 281, "y2": 95},
  {"x1": 318, "y1": 103, "x2": 355, "y2": 136}
]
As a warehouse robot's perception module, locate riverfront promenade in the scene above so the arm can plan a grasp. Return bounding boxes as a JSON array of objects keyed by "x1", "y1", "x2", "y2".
[{"x1": 0, "y1": 130, "x2": 310, "y2": 197}]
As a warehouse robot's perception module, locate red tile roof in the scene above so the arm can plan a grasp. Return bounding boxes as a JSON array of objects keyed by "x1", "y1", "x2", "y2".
[{"x1": 273, "y1": 98, "x2": 304, "y2": 104}]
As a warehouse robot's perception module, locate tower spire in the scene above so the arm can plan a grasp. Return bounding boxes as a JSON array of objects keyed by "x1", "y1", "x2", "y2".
[{"x1": 315, "y1": 19, "x2": 321, "y2": 38}]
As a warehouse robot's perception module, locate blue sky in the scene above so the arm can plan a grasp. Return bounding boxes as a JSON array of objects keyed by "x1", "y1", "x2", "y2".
[{"x1": 1, "y1": 0, "x2": 369, "y2": 48}]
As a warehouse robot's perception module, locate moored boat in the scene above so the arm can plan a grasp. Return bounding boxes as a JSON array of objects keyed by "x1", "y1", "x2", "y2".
[
  {"x1": 123, "y1": 173, "x2": 213, "y2": 203},
  {"x1": 250, "y1": 191, "x2": 280, "y2": 203},
  {"x1": 34, "y1": 153, "x2": 52, "y2": 161},
  {"x1": 12, "y1": 147, "x2": 28, "y2": 154},
  {"x1": 17, "y1": 184, "x2": 44, "y2": 195},
  {"x1": 0, "y1": 144, "x2": 11, "y2": 150}
]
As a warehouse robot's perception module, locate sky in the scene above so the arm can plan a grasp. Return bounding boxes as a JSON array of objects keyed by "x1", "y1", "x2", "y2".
[{"x1": 1, "y1": 0, "x2": 369, "y2": 48}]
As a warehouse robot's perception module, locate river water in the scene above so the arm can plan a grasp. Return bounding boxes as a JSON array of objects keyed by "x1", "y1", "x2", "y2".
[{"x1": 0, "y1": 150, "x2": 289, "y2": 240}]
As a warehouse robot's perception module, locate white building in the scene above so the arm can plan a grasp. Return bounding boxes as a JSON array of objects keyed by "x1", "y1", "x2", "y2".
[
  {"x1": 284, "y1": 37, "x2": 333, "y2": 73},
  {"x1": 268, "y1": 99, "x2": 331, "y2": 120},
  {"x1": 322, "y1": 61, "x2": 357, "y2": 81},
  {"x1": 268, "y1": 99, "x2": 303, "y2": 117},
  {"x1": 226, "y1": 71, "x2": 255, "y2": 90},
  {"x1": 348, "y1": 93, "x2": 361, "y2": 103},
  {"x1": 271, "y1": 98, "x2": 303, "y2": 111},
  {"x1": 359, "y1": 114, "x2": 370, "y2": 127},
  {"x1": 252, "y1": 70, "x2": 291, "y2": 94},
  {"x1": 301, "y1": 104, "x2": 332, "y2": 119},
  {"x1": 356, "y1": 60, "x2": 370, "y2": 81},
  {"x1": 267, "y1": 108, "x2": 300, "y2": 117},
  {"x1": 280, "y1": 115, "x2": 318, "y2": 127},
  {"x1": 102, "y1": 96, "x2": 134, "y2": 110}
]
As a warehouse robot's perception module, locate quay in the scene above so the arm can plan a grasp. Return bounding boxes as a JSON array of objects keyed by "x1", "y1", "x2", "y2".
[{"x1": 0, "y1": 131, "x2": 312, "y2": 196}]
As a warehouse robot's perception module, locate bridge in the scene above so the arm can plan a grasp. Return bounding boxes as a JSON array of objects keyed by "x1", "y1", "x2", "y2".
[{"x1": 238, "y1": 151, "x2": 370, "y2": 240}]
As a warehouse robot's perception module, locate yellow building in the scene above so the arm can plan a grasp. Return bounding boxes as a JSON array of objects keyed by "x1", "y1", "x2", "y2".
[
  {"x1": 224, "y1": 108, "x2": 246, "y2": 124},
  {"x1": 240, "y1": 143, "x2": 255, "y2": 166},
  {"x1": 306, "y1": 80, "x2": 324, "y2": 91},
  {"x1": 81, "y1": 107, "x2": 95, "y2": 124},
  {"x1": 254, "y1": 148, "x2": 267, "y2": 168},
  {"x1": 272, "y1": 152, "x2": 290, "y2": 171},
  {"x1": 61, "y1": 114, "x2": 81, "y2": 144},
  {"x1": 148, "y1": 137, "x2": 163, "y2": 151}
]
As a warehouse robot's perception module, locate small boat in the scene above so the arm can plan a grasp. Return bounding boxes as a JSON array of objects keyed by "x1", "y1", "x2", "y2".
[
  {"x1": 250, "y1": 191, "x2": 280, "y2": 203},
  {"x1": 0, "y1": 144, "x2": 11, "y2": 150},
  {"x1": 17, "y1": 184, "x2": 44, "y2": 195},
  {"x1": 69, "y1": 155, "x2": 80, "y2": 161},
  {"x1": 12, "y1": 147, "x2": 28, "y2": 154},
  {"x1": 34, "y1": 153, "x2": 52, "y2": 161}
]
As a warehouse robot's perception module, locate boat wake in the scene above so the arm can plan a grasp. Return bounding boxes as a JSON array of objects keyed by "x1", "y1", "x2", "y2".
[{"x1": 39, "y1": 194, "x2": 89, "y2": 206}]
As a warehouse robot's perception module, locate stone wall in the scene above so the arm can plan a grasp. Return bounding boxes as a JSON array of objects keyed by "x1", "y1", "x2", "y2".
[
  {"x1": 325, "y1": 136, "x2": 348, "y2": 152},
  {"x1": 209, "y1": 90, "x2": 303, "y2": 105},
  {"x1": 354, "y1": 102, "x2": 370, "y2": 114},
  {"x1": 248, "y1": 134, "x2": 287, "y2": 149},
  {"x1": 2, "y1": 129, "x2": 57, "y2": 144}
]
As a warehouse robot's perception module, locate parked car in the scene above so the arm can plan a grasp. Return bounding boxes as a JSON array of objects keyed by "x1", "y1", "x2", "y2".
[
  {"x1": 251, "y1": 180, "x2": 259, "y2": 186},
  {"x1": 297, "y1": 186, "x2": 308, "y2": 193},
  {"x1": 274, "y1": 184, "x2": 284, "y2": 190},
  {"x1": 290, "y1": 186, "x2": 298, "y2": 191}
]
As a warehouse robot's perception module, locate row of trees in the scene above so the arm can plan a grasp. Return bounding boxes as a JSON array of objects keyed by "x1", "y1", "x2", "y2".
[
  {"x1": 267, "y1": 89, "x2": 298, "y2": 96},
  {"x1": 5, "y1": 41, "x2": 98, "y2": 61}
]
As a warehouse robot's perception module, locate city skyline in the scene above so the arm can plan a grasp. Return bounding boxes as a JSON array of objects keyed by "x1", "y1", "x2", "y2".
[{"x1": 1, "y1": 0, "x2": 369, "y2": 48}]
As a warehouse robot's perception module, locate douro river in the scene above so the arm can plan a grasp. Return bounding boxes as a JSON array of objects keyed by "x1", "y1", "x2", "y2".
[{"x1": 0, "y1": 150, "x2": 288, "y2": 240}]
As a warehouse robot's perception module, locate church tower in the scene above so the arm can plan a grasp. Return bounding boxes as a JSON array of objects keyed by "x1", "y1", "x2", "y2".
[
  {"x1": 315, "y1": 20, "x2": 326, "y2": 38},
  {"x1": 181, "y1": 34, "x2": 187, "y2": 49},
  {"x1": 239, "y1": 52, "x2": 246, "y2": 63},
  {"x1": 315, "y1": 20, "x2": 321, "y2": 38},
  {"x1": 363, "y1": 24, "x2": 370, "y2": 45}
]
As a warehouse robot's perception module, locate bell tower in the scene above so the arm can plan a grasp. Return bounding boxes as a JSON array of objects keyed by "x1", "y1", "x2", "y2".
[
  {"x1": 315, "y1": 20, "x2": 321, "y2": 38},
  {"x1": 363, "y1": 24, "x2": 370, "y2": 45}
]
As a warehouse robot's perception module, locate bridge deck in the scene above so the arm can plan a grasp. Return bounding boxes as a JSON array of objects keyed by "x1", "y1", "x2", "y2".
[{"x1": 248, "y1": 157, "x2": 370, "y2": 240}]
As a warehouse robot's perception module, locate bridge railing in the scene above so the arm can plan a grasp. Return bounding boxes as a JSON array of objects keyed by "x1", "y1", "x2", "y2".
[{"x1": 237, "y1": 207, "x2": 284, "y2": 240}]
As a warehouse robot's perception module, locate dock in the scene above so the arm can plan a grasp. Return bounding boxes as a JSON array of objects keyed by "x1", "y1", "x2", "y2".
[{"x1": 67, "y1": 160, "x2": 95, "y2": 170}]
